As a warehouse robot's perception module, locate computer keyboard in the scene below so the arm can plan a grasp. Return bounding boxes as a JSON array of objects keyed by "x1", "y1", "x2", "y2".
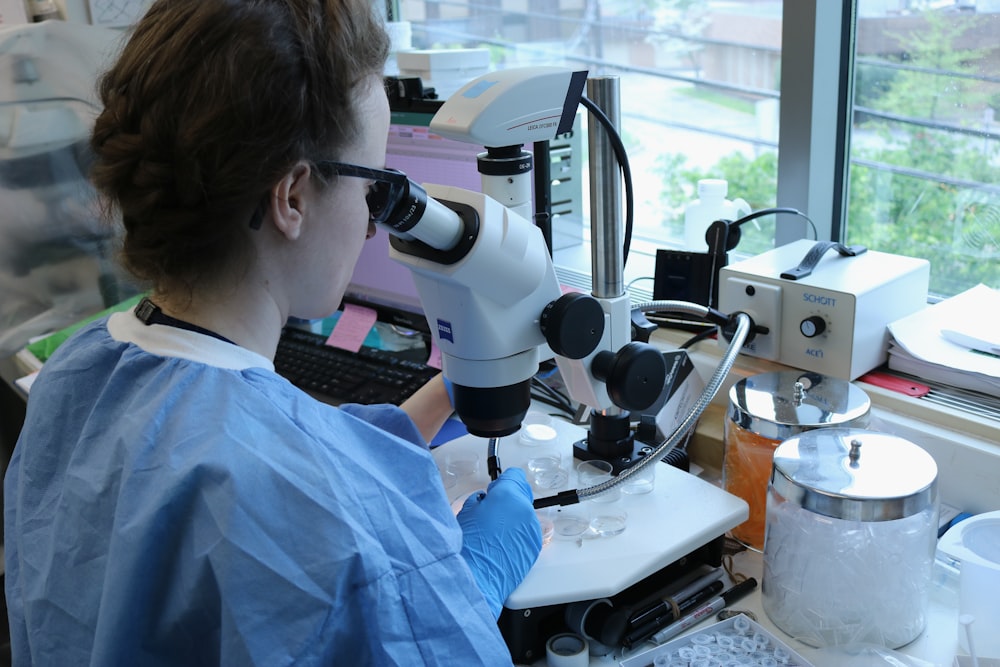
[{"x1": 274, "y1": 327, "x2": 438, "y2": 405}]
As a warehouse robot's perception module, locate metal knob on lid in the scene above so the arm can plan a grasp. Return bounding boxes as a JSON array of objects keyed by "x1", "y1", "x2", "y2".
[{"x1": 728, "y1": 370, "x2": 872, "y2": 441}]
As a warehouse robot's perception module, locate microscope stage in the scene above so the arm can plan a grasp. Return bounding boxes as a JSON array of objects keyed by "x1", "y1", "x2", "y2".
[{"x1": 432, "y1": 418, "x2": 748, "y2": 609}]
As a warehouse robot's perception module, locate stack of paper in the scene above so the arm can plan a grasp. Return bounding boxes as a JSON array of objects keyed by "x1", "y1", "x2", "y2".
[{"x1": 887, "y1": 284, "x2": 1000, "y2": 398}]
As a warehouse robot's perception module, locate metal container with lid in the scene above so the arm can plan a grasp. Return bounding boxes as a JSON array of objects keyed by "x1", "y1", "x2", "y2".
[
  {"x1": 762, "y1": 428, "x2": 939, "y2": 649},
  {"x1": 723, "y1": 371, "x2": 871, "y2": 550}
]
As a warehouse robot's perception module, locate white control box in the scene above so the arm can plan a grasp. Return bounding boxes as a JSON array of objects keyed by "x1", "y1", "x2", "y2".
[{"x1": 718, "y1": 239, "x2": 930, "y2": 380}]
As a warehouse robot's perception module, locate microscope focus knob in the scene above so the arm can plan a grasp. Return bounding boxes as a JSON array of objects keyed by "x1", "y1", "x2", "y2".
[
  {"x1": 591, "y1": 342, "x2": 667, "y2": 411},
  {"x1": 540, "y1": 292, "x2": 605, "y2": 360}
]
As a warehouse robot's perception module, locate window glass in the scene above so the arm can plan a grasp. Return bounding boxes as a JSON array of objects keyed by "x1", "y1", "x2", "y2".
[
  {"x1": 846, "y1": 2, "x2": 1000, "y2": 298},
  {"x1": 399, "y1": 2, "x2": 999, "y2": 299},
  {"x1": 397, "y1": 0, "x2": 784, "y2": 282}
]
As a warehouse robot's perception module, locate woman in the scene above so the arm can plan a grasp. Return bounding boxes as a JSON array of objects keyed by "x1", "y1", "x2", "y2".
[{"x1": 4, "y1": 1, "x2": 541, "y2": 664}]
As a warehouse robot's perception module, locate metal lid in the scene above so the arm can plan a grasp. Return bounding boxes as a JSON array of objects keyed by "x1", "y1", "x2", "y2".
[
  {"x1": 771, "y1": 428, "x2": 938, "y2": 522},
  {"x1": 728, "y1": 371, "x2": 871, "y2": 441}
]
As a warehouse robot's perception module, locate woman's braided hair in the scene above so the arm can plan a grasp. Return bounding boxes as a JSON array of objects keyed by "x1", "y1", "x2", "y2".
[{"x1": 90, "y1": 0, "x2": 389, "y2": 291}]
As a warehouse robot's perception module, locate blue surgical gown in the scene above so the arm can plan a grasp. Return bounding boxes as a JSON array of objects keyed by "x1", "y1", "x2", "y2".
[{"x1": 4, "y1": 312, "x2": 514, "y2": 666}]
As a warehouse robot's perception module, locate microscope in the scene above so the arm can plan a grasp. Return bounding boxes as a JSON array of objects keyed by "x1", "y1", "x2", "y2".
[
  {"x1": 374, "y1": 67, "x2": 754, "y2": 662},
  {"x1": 379, "y1": 67, "x2": 674, "y2": 459}
]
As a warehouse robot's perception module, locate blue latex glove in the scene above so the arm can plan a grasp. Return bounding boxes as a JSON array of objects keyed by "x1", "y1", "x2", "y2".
[{"x1": 457, "y1": 468, "x2": 542, "y2": 618}]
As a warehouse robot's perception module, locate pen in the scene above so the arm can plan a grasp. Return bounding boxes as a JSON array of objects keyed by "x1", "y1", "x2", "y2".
[
  {"x1": 591, "y1": 569, "x2": 723, "y2": 647},
  {"x1": 622, "y1": 579, "x2": 724, "y2": 648},
  {"x1": 627, "y1": 568, "x2": 725, "y2": 630},
  {"x1": 650, "y1": 577, "x2": 759, "y2": 645}
]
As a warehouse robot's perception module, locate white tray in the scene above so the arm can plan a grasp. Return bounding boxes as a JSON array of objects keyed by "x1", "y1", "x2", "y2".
[{"x1": 619, "y1": 615, "x2": 816, "y2": 667}]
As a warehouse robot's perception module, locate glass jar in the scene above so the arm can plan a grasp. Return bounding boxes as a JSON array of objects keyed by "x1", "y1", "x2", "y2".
[
  {"x1": 724, "y1": 371, "x2": 870, "y2": 551},
  {"x1": 762, "y1": 428, "x2": 939, "y2": 648}
]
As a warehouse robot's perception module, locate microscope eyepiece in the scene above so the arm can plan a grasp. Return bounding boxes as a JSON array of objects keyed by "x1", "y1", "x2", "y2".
[{"x1": 373, "y1": 174, "x2": 466, "y2": 251}]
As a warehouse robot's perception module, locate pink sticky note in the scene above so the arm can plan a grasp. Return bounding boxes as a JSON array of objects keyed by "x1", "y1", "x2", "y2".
[
  {"x1": 426, "y1": 341, "x2": 443, "y2": 370},
  {"x1": 326, "y1": 303, "x2": 378, "y2": 353}
]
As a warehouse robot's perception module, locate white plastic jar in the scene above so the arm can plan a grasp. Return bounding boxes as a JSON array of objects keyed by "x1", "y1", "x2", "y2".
[{"x1": 683, "y1": 179, "x2": 750, "y2": 251}]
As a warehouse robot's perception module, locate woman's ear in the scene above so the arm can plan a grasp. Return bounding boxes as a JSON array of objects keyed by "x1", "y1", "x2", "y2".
[{"x1": 270, "y1": 162, "x2": 312, "y2": 241}]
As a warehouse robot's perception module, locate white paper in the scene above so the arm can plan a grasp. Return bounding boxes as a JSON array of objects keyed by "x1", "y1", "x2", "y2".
[
  {"x1": 939, "y1": 284, "x2": 1000, "y2": 354},
  {"x1": 888, "y1": 284, "x2": 1000, "y2": 378},
  {"x1": 14, "y1": 369, "x2": 38, "y2": 396}
]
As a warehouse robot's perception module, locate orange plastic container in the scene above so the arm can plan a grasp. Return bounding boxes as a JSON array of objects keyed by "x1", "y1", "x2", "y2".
[{"x1": 723, "y1": 371, "x2": 870, "y2": 551}]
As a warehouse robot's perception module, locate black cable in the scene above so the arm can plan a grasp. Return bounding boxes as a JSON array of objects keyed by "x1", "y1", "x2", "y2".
[
  {"x1": 678, "y1": 326, "x2": 720, "y2": 350},
  {"x1": 531, "y1": 374, "x2": 571, "y2": 405},
  {"x1": 529, "y1": 391, "x2": 574, "y2": 416},
  {"x1": 530, "y1": 378, "x2": 575, "y2": 417},
  {"x1": 579, "y1": 95, "x2": 635, "y2": 265},
  {"x1": 733, "y1": 206, "x2": 819, "y2": 240}
]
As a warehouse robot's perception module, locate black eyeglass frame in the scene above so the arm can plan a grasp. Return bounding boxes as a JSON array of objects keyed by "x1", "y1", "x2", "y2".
[{"x1": 247, "y1": 161, "x2": 410, "y2": 230}]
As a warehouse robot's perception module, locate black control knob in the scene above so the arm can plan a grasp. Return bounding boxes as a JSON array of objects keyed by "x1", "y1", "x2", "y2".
[
  {"x1": 591, "y1": 342, "x2": 667, "y2": 411},
  {"x1": 800, "y1": 315, "x2": 827, "y2": 338},
  {"x1": 540, "y1": 292, "x2": 605, "y2": 359}
]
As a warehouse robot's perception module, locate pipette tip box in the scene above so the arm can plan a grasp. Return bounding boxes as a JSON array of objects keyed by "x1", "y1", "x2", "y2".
[{"x1": 619, "y1": 614, "x2": 815, "y2": 667}]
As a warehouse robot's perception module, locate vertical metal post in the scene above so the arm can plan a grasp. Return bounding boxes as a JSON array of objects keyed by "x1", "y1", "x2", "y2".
[{"x1": 586, "y1": 76, "x2": 624, "y2": 300}]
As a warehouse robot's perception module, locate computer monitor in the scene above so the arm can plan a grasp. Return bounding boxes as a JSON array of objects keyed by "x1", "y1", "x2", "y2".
[{"x1": 342, "y1": 98, "x2": 484, "y2": 335}]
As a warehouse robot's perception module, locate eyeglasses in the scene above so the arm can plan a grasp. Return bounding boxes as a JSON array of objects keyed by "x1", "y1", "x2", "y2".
[
  {"x1": 315, "y1": 161, "x2": 409, "y2": 226},
  {"x1": 248, "y1": 162, "x2": 409, "y2": 230}
]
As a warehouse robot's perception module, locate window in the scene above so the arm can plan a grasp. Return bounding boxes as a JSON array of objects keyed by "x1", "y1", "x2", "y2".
[
  {"x1": 395, "y1": 0, "x2": 999, "y2": 299},
  {"x1": 845, "y1": 1, "x2": 1000, "y2": 299}
]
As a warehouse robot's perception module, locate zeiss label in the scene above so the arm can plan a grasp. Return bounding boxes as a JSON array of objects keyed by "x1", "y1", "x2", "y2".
[{"x1": 437, "y1": 319, "x2": 454, "y2": 343}]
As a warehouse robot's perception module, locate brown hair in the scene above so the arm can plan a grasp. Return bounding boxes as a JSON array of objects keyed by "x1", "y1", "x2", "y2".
[{"x1": 90, "y1": 0, "x2": 389, "y2": 291}]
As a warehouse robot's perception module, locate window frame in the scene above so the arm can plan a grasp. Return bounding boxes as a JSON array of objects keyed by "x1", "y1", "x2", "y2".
[{"x1": 775, "y1": 0, "x2": 856, "y2": 246}]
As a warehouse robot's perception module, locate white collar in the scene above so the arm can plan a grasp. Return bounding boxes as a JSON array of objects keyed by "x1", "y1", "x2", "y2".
[{"x1": 107, "y1": 310, "x2": 275, "y2": 372}]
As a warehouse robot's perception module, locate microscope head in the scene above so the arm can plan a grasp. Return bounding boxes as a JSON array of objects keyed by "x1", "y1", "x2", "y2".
[
  {"x1": 373, "y1": 67, "x2": 601, "y2": 438},
  {"x1": 383, "y1": 183, "x2": 565, "y2": 439},
  {"x1": 429, "y1": 67, "x2": 588, "y2": 149}
]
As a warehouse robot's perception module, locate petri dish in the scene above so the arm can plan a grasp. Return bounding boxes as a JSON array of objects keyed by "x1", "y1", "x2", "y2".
[
  {"x1": 552, "y1": 507, "x2": 590, "y2": 538},
  {"x1": 589, "y1": 512, "x2": 627, "y2": 537}
]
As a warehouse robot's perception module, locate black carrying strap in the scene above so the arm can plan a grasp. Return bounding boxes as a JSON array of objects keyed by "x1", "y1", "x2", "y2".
[
  {"x1": 780, "y1": 241, "x2": 868, "y2": 280},
  {"x1": 134, "y1": 297, "x2": 236, "y2": 345}
]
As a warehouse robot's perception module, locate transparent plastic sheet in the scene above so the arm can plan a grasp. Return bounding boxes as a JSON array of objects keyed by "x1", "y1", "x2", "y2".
[
  {"x1": 762, "y1": 490, "x2": 938, "y2": 649},
  {"x1": 0, "y1": 22, "x2": 135, "y2": 358},
  {"x1": 810, "y1": 644, "x2": 938, "y2": 667}
]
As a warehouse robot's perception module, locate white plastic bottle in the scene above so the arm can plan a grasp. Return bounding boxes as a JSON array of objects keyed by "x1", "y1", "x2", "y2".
[{"x1": 683, "y1": 179, "x2": 751, "y2": 251}]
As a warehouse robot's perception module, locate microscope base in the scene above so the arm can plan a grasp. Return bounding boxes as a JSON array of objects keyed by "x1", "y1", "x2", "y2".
[{"x1": 498, "y1": 535, "x2": 726, "y2": 664}]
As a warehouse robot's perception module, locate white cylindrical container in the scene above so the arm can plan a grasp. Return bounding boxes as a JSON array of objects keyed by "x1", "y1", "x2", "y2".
[
  {"x1": 762, "y1": 428, "x2": 939, "y2": 649},
  {"x1": 683, "y1": 179, "x2": 750, "y2": 251},
  {"x1": 546, "y1": 633, "x2": 589, "y2": 667},
  {"x1": 938, "y1": 510, "x2": 1000, "y2": 659}
]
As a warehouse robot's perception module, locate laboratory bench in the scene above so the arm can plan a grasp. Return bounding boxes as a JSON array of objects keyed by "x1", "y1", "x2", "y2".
[
  {"x1": 433, "y1": 406, "x2": 990, "y2": 667},
  {"x1": 523, "y1": 547, "x2": 971, "y2": 667},
  {"x1": 502, "y1": 327, "x2": 1000, "y2": 667}
]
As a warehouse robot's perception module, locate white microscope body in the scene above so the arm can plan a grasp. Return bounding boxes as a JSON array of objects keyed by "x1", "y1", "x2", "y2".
[
  {"x1": 381, "y1": 67, "x2": 628, "y2": 438},
  {"x1": 393, "y1": 183, "x2": 562, "y2": 390}
]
